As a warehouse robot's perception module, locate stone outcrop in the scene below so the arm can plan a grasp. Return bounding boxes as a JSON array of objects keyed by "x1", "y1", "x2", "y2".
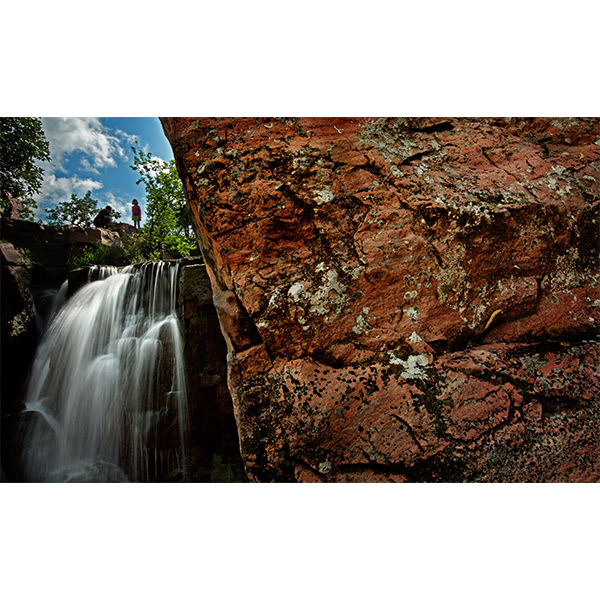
[
  {"x1": 1, "y1": 218, "x2": 131, "y2": 284},
  {"x1": 0, "y1": 192, "x2": 24, "y2": 220},
  {"x1": 161, "y1": 117, "x2": 600, "y2": 482}
]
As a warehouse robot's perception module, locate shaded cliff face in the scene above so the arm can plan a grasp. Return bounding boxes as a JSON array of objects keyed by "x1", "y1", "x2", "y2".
[
  {"x1": 162, "y1": 117, "x2": 600, "y2": 482},
  {"x1": 176, "y1": 261, "x2": 246, "y2": 481}
]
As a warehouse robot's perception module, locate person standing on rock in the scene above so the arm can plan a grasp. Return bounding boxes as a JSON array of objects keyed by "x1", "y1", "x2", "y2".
[
  {"x1": 131, "y1": 199, "x2": 141, "y2": 230},
  {"x1": 93, "y1": 205, "x2": 112, "y2": 228}
]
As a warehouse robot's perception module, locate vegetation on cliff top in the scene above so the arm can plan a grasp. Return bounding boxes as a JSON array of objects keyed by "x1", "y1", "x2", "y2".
[
  {"x1": 46, "y1": 191, "x2": 122, "y2": 227},
  {"x1": 130, "y1": 143, "x2": 197, "y2": 260},
  {"x1": 58, "y1": 144, "x2": 198, "y2": 266}
]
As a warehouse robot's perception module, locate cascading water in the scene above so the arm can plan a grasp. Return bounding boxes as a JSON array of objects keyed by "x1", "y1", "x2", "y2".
[{"x1": 20, "y1": 262, "x2": 190, "y2": 482}]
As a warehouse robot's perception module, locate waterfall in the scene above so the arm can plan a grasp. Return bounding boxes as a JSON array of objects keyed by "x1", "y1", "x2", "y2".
[{"x1": 20, "y1": 262, "x2": 190, "y2": 483}]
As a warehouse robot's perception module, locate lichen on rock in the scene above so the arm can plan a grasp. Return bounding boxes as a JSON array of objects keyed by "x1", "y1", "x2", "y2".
[{"x1": 162, "y1": 117, "x2": 600, "y2": 482}]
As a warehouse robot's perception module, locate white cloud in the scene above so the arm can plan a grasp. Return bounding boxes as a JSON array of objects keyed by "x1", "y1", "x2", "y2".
[
  {"x1": 100, "y1": 191, "x2": 139, "y2": 225},
  {"x1": 32, "y1": 118, "x2": 141, "y2": 221},
  {"x1": 137, "y1": 155, "x2": 169, "y2": 177},
  {"x1": 33, "y1": 173, "x2": 104, "y2": 219},
  {"x1": 41, "y1": 117, "x2": 130, "y2": 173},
  {"x1": 32, "y1": 118, "x2": 148, "y2": 224},
  {"x1": 41, "y1": 173, "x2": 104, "y2": 197}
]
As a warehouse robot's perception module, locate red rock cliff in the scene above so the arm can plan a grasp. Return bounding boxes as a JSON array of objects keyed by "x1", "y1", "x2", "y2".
[{"x1": 161, "y1": 117, "x2": 600, "y2": 482}]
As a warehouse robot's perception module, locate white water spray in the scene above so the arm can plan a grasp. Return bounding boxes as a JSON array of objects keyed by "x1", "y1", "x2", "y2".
[{"x1": 21, "y1": 262, "x2": 190, "y2": 482}]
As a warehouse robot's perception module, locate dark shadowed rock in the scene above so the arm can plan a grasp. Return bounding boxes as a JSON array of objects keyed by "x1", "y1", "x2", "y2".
[
  {"x1": 1, "y1": 242, "x2": 37, "y2": 417},
  {"x1": 176, "y1": 259, "x2": 245, "y2": 480}
]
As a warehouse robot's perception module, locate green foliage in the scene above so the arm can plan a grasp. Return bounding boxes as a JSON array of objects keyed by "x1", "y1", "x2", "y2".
[
  {"x1": 17, "y1": 200, "x2": 39, "y2": 223},
  {"x1": 70, "y1": 243, "x2": 125, "y2": 269},
  {"x1": 20, "y1": 247, "x2": 33, "y2": 261},
  {"x1": 46, "y1": 191, "x2": 98, "y2": 226},
  {"x1": 46, "y1": 191, "x2": 121, "y2": 228},
  {"x1": 131, "y1": 142, "x2": 197, "y2": 260},
  {"x1": 105, "y1": 207, "x2": 121, "y2": 221},
  {"x1": 119, "y1": 229, "x2": 156, "y2": 263},
  {"x1": 0, "y1": 117, "x2": 51, "y2": 219}
]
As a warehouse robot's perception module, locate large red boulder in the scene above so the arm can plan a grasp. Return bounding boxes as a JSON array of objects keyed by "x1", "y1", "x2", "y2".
[{"x1": 161, "y1": 117, "x2": 599, "y2": 482}]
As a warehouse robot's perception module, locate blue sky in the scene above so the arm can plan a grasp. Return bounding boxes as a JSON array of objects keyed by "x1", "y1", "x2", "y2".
[{"x1": 34, "y1": 118, "x2": 175, "y2": 225}]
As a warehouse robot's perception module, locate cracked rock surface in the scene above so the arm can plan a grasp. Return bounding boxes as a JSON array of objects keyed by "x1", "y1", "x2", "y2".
[{"x1": 161, "y1": 117, "x2": 599, "y2": 482}]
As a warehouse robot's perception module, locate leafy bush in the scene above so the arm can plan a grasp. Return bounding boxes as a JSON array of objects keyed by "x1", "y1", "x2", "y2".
[{"x1": 70, "y1": 244, "x2": 126, "y2": 268}]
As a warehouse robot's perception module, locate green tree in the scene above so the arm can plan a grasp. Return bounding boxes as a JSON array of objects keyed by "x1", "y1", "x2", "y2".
[
  {"x1": 131, "y1": 143, "x2": 197, "y2": 260},
  {"x1": 0, "y1": 117, "x2": 51, "y2": 219},
  {"x1": 45, "y1": 191, "x2": 121, "y2": 227},
  {"x1": 45, "y1": 191, "x2": 98, "y2": 226}
]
